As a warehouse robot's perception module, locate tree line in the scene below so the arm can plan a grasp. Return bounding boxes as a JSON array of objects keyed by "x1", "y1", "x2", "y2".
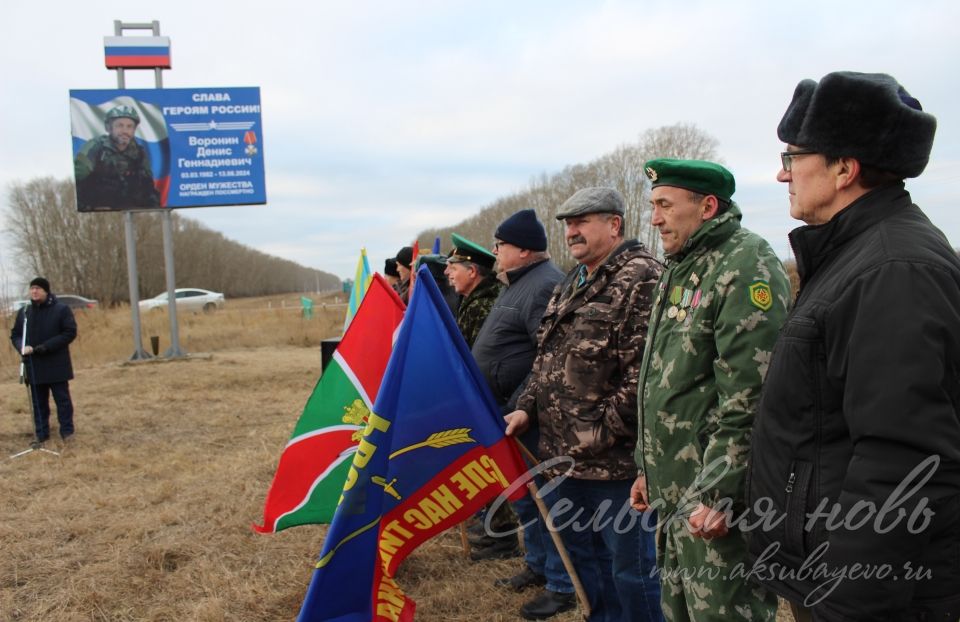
[
  {"x1": 4, "y1": 177, "x2": 341, "y2": 304},
  {"x1": 416, "y1": 123, "x2": 720, "y2": 270}
]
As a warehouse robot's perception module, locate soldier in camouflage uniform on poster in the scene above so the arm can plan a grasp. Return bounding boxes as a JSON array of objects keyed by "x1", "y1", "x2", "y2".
[
  {"x1": 445, "y1": 233, "x2": 502, "y2": 348},
  {"x1": 507, "y1": 187, "x2": 664, "y2": 621},
  {"x1": 631, "y1": 159, "x2": 788, "y2": 622},
  {"x1": 74, "y1": 105, "x2": 160, "y2": 210}
]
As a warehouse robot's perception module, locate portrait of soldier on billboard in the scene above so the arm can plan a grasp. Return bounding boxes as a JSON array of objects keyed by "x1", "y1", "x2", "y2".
[{"x1": 74, "y1": 104, "x2": 160, "y2": 211}]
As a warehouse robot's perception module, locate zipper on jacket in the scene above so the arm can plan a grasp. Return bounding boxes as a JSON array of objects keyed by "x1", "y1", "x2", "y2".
[{"x1": 784, "y1": 460, "x2": 813, "y2": 557}]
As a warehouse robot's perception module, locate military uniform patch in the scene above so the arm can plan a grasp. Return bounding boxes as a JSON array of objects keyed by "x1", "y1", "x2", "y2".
[{"x1": 749, "y1": 281, "x2": 773, "y2": 311}]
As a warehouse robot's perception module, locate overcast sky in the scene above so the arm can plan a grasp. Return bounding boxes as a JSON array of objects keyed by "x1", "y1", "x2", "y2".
[{"x1": 2, "y1": 0, "x2": 959, "y2": 289}]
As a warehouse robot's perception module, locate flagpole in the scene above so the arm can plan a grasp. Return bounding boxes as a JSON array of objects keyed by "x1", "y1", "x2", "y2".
[{"x1": 511, "y1": 438, "x2": 590, "y2": 620}]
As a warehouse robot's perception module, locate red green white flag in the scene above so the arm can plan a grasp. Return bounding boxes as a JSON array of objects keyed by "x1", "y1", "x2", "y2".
[{"x1": 254, "y1": 274, "x2": 405, "y2": 533}]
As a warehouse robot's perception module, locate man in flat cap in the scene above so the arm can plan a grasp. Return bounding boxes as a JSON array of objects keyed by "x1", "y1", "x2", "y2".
[
  {"x1": 632, "y1": 158, "x2": 789, "y2": 622},
  {"x1": 445, "y1": 233, "x2": 502, "y2": 349},
  {"x1": 749, "y1": 72, "x2": 960, "y2": 621},
  {"x1": 10, "y1": 277, "x2": 79, "y2": 448},
  {"x1": 506, "y1": 188, "x2": 664, "y2": 621},
  {"x1": 471, "y1": 209, "x2": 573, "y2": 605}
]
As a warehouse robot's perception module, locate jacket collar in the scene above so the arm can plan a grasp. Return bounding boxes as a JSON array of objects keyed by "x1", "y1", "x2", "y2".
[
  {"x1": 666, "y1": 203, "x2": 743, "y2": 264},
  {"x1": 500, "y1": 258, "x2": 549, "y2": 286},
  {"x1": 464, "y1": 273, "x2": 500, "y2": 302},
  {"x1": 789, "y1": 182, "x2": 910, "y2": 282},
  {"x1": 560, "y1": 238, "x2": 645, "y2": 298},
  {"x1": 30, "y1": 293, "x2": 56, "y2": 308}
]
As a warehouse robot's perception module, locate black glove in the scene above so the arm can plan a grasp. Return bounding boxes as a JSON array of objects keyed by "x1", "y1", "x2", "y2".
[{"x1": 33, "y1": 344, "x2": 48, "y2": 355}]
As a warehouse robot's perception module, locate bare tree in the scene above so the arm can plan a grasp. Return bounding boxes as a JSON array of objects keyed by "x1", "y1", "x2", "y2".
[
  {"x1": 417, "y1": 123, "x2": 722, "y2": 267},
  {"x1": 4, "y1": 177, "x2": 340, "y2": 303}
]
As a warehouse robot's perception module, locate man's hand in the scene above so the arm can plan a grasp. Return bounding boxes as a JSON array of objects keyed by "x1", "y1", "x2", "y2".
[
  {"x1": 630, "y1": 475, "x2": 649, "y2": 511},
  {"x1": 504, "y1": 410, "x2": 530, "y2": 437},
  {"x1": 21, "y1": 345, "x2": 33, "y2": 356},
  {"x1": 687, "y1": 503, "x2": 730, "y2": 539}
]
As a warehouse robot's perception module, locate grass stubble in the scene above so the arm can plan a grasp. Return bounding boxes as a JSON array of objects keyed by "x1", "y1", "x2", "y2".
[{"x1": 0, "y1": 294, "x2": 789, "y2": 621}]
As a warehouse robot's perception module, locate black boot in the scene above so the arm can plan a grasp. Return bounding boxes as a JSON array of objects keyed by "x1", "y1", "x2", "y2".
[{"x1": 519, "y1": 590, "x2": 576, "y2": 620}]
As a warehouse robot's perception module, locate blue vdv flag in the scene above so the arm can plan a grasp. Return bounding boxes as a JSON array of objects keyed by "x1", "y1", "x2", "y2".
[{"x1": 297, "y1": 266, "x2": 528, "y2": 622}]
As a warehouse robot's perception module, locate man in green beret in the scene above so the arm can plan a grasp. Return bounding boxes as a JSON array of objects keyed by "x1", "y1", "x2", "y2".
[{"x1": 631, "y1": 158, "x2": 788, "y2": 621}]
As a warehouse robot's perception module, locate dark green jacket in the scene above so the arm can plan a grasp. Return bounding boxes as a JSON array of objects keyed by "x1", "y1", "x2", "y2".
[
  {"x1": 455, "y1": 274, "x2": 501, "y2": 348},
  {"x1": 75, "y1": 135, "x2": 159, "y2": 210},
  {"x1": 636, "y1": 205, "x2": 789, "y2": 513}
]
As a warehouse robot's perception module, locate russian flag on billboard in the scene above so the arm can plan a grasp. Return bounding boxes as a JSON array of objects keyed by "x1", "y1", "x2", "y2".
[
  {"x1": 297, "y1": 266, "x2": 528, "y2": 622},
  {"x1": 104, "y1": 36, "x2": 171, "y2": 68},
  {"x1": 69, "y1": 95, "x2": 171, "y2": 206}
]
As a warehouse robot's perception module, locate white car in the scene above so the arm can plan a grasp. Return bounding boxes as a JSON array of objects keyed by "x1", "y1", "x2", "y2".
[
  {"x1": 5, "y1": 300, "x2": 28, "y2": 315},
  {"x1": 139, "y1": 288, "x2": 225, "y2": 313}
]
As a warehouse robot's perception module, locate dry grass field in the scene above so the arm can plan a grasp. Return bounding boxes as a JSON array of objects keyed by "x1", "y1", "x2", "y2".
[{"x1": 0, "y1": 296, "x2": 791, "y2": 621}]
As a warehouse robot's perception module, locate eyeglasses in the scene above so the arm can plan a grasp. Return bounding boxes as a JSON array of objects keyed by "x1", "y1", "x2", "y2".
[
  {"x1": 493, "y1": 241, "x2": 508, "y2": 251},
  {"x1": 780, "y1": 150, "x2": 818, "y2": 172}
]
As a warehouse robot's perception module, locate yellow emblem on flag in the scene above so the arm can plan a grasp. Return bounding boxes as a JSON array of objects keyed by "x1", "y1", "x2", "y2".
[{"x1": 749, "y1": 281, "x2": 773, "y2": 311}]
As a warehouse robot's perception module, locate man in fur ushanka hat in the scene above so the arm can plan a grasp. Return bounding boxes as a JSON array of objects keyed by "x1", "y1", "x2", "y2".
[{"x1": 749, "y1": 71, "x2": 960, "y2": 622}]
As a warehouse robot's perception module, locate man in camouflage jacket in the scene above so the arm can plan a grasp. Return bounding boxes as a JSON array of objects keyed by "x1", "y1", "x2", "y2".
[
  {"x1": 74, "y1": 105, "x2": 160, "y2": 210},
  {"x1": 445, "y1": 233, "x2": 502, "y2": 348},
  {"x1": 507, "y1": 187, "x2": 664, "y2": 622},
  {"x1": 631, "y1": 159, "x2": 789, "y2": 622}
]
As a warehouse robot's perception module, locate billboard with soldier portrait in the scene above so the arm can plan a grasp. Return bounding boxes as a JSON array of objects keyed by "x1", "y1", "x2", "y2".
[{"x1": 69, "y1": 87, "x2": 266, "y2": 212}]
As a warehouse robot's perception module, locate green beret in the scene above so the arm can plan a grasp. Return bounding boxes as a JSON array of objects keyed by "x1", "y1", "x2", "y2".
[
  {"x1": 555, "y1": 187, "x2": 625, "y2": 220},
  {"x1": 643, "y1": 158, "x2": 735, "y2": 202},
  {"x1": 447, "y1": 233, "x2": 496, "y2": 269}
]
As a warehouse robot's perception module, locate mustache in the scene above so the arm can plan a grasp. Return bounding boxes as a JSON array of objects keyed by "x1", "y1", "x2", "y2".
[{"x1": 567, "y1": 235, "x2": 586, "y2": 246}]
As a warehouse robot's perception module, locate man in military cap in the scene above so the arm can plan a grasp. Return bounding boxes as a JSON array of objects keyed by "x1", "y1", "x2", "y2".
[
  {"x1": 749, "y1": 72, "x2": 960, "y2": 621},
  {"x1": 445, "y1": 233, "x2": 502, "y2": 348},
  {"x1": 415, "y1": 253, "x2": 460, "y2": 316},
  {"x1": 471, "y1": 209, "x2": 572, "y2": 598},
  {"x1": 506, "y1": 188, "x2": 663, "y2": 621},
  {"x1": 632, "y1": 158, "x2": 788, "y2": 621},
  {"x1": 74, "y1": 104, "x2": 160, "y2": 211}
]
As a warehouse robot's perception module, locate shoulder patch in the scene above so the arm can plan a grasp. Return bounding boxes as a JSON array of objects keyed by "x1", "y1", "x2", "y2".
[{"x1": 748, "y1": 281, "x2": 773, "y2": 311}]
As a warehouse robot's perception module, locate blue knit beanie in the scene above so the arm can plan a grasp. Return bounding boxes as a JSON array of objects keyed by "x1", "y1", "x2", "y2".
[{"x1": 494, "y1": 209, "x2": 547, "y2": 252}]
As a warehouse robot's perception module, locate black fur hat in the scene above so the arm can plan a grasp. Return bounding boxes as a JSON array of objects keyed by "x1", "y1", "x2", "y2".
[{"x1": 778, "y1": 71, "x2": 936, "y2": 178}]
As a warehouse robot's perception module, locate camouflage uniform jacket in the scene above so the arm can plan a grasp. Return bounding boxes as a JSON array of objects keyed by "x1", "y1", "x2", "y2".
[
  {"x1": 515, "y1": 239, "x2": 662, "y2": 480},
  {"x1": 455, "y1": 273, "x2": 502, "y2": 348},
  {"x1": 635, "y1": 204, "x2": 789, "y2": 515},
  {"x1": 74, "y1": 135, "x2": 160, "y2": 210}
]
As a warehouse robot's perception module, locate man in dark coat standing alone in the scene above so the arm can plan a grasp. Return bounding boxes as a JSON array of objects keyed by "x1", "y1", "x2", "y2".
[{"x1": 10, "y1": 277, "x2": 78, "y2": 448}]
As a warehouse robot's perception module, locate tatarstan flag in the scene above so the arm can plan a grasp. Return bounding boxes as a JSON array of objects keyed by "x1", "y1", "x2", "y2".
[
  {"x1": 254, "y1": 274, "x2": 405, "y2": 533},
  {"x1": 297, "y1": 266, "x2": 528, "y2": 621}
]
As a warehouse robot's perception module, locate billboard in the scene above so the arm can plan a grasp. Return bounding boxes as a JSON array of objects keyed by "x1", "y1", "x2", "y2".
[{"x1": 69, "y1": 87, "x2": 266, "y2": 212}]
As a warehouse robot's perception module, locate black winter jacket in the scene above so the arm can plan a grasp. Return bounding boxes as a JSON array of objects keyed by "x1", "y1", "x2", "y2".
[
  {"x1": 10, "y1": 293, "x2": 77, "y2": 384},
  {"x1": 472, "y1": 259, "x2": 564, "y2": 413},
  {"x1": 748, "y1": 184, "x2": 960, "y2": 621}
]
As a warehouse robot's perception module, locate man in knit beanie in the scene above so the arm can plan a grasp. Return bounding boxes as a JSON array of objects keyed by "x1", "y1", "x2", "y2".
[{"x1": 10, "y1": 277, "x2": 79, "y2": 449}]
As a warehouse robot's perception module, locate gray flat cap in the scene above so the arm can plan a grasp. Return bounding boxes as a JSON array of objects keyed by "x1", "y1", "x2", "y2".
[{"x1": 555, "y1": 187, "x2": 625, "y2": 220}]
